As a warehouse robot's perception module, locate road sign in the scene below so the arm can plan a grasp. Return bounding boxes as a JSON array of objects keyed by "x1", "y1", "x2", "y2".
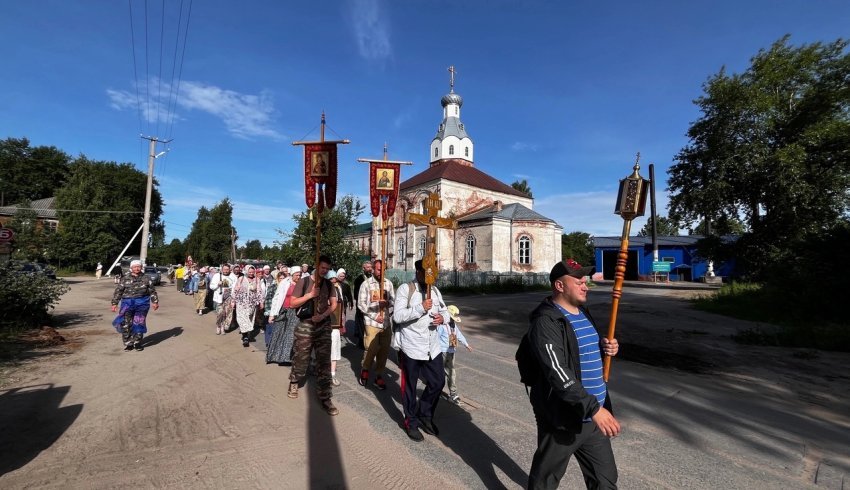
[
  {"x1": 0, "y1": 228, "x2": 14, "y2": 242},
  {"x1": 652, "y1": 261, "x2": 672, "y2": 273}
]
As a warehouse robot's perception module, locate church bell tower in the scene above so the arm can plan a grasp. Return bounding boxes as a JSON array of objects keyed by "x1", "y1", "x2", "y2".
[{"x1": 430, "y1": 66, "x2": 474, "y2": 167}]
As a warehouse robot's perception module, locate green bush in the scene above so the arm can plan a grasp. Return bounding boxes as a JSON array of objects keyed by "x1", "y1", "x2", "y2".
[{"x1": 0, "y1": 262, "x2": 70, "y2": 330}]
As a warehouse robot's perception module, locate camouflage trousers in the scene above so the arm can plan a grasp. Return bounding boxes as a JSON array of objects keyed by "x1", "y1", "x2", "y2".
[{"x1": 289, "y1": 320, "x2": 333, "y2": 400}]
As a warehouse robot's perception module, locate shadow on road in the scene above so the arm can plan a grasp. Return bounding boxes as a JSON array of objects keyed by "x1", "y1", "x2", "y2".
[
  {"x1": 340, "y1": 343, "x2": 406, "y2": 428},
  {"x1": 301, "y1": 379, "x2": 348, "y2": 487},
  {"x1": 439, "y1": 404, "x2": 529, "y2": 488},
  {"x1": 0, "y1": 384, "x2": 83, "y2": 476},
  {"x1": 143, "y1": 326, "x2": 184, "y2": 347}
]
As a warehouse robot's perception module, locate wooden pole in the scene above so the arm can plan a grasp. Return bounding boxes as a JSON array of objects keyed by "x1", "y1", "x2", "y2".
[{"x1": 603, "y1": 219, "x2": 633, "y2": 382}]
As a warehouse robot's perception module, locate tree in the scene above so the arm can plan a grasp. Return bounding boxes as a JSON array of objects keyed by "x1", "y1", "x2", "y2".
[
  {"x1": 53, "y1": 156, "x2": 163, "y2": 271},
  {"x1": 561, "y1": 231, "x2": 594, "y2": 266},
  {"x1": 511, "y1": 179, "x2": 533, "y2": 198},
  {"x1": 668, "y1": 36, "x2": 850, "y2": 277},
  {"x1": 689, "y1": 216, "x2": 746, "y2": 236},
  {"x1": 638, "y1": 216, "x2": 680, "y2": 237},
  {"x1": 183, "y1": 198, "x2": 234, "y2": 265},
  {"x1": 279, "y1": 195, "x2": 365, "y2": 276},
  {"x1": 240, "y1": 239, "x2": 264, "y2": 260},
  {"x1": 0, "y1": 137, "x2": 71, "y2": 206},
  {"x1": 7, "y1": 200, "x2": 46, "y2": 261}
]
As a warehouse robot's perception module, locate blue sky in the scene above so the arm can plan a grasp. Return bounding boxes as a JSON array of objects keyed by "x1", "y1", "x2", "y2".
[{"x1": 2, "y1": 0, "x2": 849, "y2": 245}]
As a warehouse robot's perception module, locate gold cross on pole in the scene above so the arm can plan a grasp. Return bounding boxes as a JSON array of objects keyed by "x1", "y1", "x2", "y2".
[{"x1": 405, "y1": 192, "x2": 457, "y2": 297}]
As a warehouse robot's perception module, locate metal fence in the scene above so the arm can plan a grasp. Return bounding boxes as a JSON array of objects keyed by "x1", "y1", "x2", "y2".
[{"x1": 384, "y1": 269, "x2": 550, "y2": 289}]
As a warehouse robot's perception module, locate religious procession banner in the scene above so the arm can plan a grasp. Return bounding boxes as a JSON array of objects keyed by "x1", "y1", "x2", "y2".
[
  {"x1": 303, "y1": 143, "x2": 338, "y2": 212},
  {"x1": 369, "y1": 161, "x2": 402, "y2": 220}
]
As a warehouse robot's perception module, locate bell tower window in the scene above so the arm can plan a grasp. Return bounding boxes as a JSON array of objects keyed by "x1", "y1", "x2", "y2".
[{"x1": 449, "y1": 145, "x2": 454, "y2": 155}]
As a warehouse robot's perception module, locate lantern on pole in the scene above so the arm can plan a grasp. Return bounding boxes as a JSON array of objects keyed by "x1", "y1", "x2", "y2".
[{"x1": 603, "y1": 153, "x2": 649, "y2": 382}]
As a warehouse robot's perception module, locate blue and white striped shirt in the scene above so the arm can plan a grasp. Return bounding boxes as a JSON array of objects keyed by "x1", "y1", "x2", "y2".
[{"x1": 555, "y1": 304, "x2": 607, "y2": 411}]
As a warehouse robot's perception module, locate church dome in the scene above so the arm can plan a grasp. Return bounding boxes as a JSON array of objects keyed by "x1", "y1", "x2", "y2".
[{"x1": 441, "y1": 92, "x2": 463, "y2": 107}]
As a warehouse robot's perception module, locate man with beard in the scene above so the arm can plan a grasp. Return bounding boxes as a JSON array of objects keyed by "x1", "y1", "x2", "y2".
[
  {"x1": 352, "y1": 260, "x2": 373, "y2": 349},
  {"x1": 392, "y1": 259, "x2": 449, "y2": 441},
  {"x1": 287, "y1": 255, "x2": 339, "y2": 416}
]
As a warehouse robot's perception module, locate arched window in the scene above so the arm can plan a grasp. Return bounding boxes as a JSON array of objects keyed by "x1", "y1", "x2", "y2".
[
  {"x1": 519, "y1": 235, "x2": 531, "y2": 265},
  {"x1": 449, "y1": 145, "x2": 454, "y2": 155},
  {"x1": 465, "y1": 234, "x2": 476, "y2": 264},
  {"x1": 420, "y1": 201, "x2": 426, "y2": 214},
  {"x1": 434, "y1": 147, "x2": 438, "y2": 158},
  {"x1": 464, "y1": 147, "x2": 469, "y2": 157},
  {"x1": 418, "y1": 236, "x2": 426, "y2": 259},
  {"x1": 397, "y1": 238, "x2": 405, "y2": 262}
]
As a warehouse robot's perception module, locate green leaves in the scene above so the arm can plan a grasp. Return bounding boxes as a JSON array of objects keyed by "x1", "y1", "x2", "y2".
[{"x1": 668, "y1": 36, "x2": 850, "y2": 278}]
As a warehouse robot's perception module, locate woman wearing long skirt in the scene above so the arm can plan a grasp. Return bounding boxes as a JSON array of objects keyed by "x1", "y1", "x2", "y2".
[
  {"x1": 266, "y1": 269, "x2": 301, "y2": 364},
  {"x1": 233, "y1": 264, "x2": 264, "y2": 347},
  {"x1": 194, "y1": 266, "x2": 208, "y2": 315}
]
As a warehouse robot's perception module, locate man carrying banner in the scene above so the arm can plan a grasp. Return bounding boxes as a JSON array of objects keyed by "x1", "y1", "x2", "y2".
[{"x1": 287, "y1": 254, "x2": 339, "y2": 416}]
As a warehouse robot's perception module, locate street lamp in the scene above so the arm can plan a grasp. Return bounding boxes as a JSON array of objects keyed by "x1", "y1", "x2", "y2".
[{"x1": 604, "y1": 153, "x2": 649, "y2": 382}]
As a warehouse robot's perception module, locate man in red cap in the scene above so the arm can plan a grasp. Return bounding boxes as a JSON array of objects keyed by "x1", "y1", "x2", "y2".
[{"x1": 525, "y1": 259, "x2": 621, "y2": 489}]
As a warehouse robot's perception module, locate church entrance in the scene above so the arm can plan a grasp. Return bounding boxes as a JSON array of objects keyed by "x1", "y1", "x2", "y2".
[{"x1": 601, "y1": 250, "x2": 639, "y2": 280}]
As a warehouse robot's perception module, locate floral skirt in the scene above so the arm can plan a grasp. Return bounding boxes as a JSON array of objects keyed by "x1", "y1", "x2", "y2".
[{"x1": 266, "y1": 309, "x2": 297, "y2": 364}]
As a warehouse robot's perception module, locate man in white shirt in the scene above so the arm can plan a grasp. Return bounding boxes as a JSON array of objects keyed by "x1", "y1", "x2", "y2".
[
  {"x1": 392, "y1": 259, "x2": 449, "y2": 442},
  {"x1": 356, "y1": 259, "x2": 395, "y2": 390}
]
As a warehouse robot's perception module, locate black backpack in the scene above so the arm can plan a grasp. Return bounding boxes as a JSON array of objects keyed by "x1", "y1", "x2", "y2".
[{"x1": 516, "y1": 331, "x2": 541, "y2": 395}]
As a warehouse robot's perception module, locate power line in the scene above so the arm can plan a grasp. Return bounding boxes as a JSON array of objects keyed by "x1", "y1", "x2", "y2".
[
  {"x1": 166, "y1": 0, "x2": 193, "y2": 142},
  {"x1": 144, "y1": 0, "x2": 150, "y2": 133},
  {"x1": 155, "y1": 0, "x2": 166, "y2": 137},
  {"x1": 127, "y1": 0, "x2": 144, "y2": 135}
]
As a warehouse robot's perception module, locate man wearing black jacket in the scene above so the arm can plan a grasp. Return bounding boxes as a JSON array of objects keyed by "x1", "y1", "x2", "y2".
[{"x1": 527, "y1": 259, "x2": 621, "y2": 489}]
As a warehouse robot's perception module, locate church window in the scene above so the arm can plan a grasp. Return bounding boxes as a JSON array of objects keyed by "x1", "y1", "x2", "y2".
[
  {"x1": 455, "y1": 107, "x2": 458, "y2": 115},
  {"x1": 465, "y1": 235, "x2": 476, "y2": 264},
  {"x1": 519, "y1": 235, "x2": 531, "y2": 265},
  {"x1": 459, "y1": 123, "x2": 464, "y2": 130},
  {"x1": 418, "y1": 236, "x2": 426, "y2": 259},
  {"x1": 449, "y1": 145, "x2": 454, "y2": 155},
  {"x1": 464, "y1": 147, "x2": 469, "y2": 157},
  {"x1": 397, "y1": 238, "x2": 406, "y2": 263},
  {"x1": 434, "y1": 147, "x2": 438, "y2": 158}
]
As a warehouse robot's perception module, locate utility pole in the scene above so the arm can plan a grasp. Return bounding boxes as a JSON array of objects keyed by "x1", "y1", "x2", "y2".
[{"x1": 140, "y1": 135, "x2": 171, "y2": 264}]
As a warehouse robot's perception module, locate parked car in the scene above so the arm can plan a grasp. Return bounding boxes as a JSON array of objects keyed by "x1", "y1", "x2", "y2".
[
  {"x1": 9, "y1": 261, "x2": 57, "y2": 280},
  {"x1": 143, "y1": 266, "x2": 161, "y2": 286}
]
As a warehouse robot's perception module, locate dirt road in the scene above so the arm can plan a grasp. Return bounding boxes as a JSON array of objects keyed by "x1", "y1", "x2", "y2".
[{"x1": 1, "y1": 277, "x2": 848, "y2": 489}]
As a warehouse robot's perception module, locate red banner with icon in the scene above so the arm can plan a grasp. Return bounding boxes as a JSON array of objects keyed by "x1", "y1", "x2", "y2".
[
  {"x1": 369, "y1": 161, "x2": 402, "y2": 220},
  {"x1": 304, "y1": 143, "x2": 338, "y2": 212}
]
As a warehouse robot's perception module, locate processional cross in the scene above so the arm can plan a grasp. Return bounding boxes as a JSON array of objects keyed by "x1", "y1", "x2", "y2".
[{"x1": 405, "y1": 192, "x2": 457, "y2": 298}]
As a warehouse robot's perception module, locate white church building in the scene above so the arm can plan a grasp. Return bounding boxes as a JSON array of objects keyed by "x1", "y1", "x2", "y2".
[{"x1": 348, "y1": 71, "x2": 563, "y2": 274}]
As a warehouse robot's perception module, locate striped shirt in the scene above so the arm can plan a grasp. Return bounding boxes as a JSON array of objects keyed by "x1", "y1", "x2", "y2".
[{"x1": 555, "y1": 304, "x2": 607, "y2": 412}]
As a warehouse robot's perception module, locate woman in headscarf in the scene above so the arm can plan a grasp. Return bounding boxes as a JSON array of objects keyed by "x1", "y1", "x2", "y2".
[
  {"x1": 265, "y1": 268, "x2": 301, "y2": 364},
  {"x1": 215, "y1": 264, "x2": 239, "y2": 335},
  {"x1": 233, "y1": 264, "x2": 265, "y2": 347},
  {"x1": 194, "y1": 266, "x2": 209, "y2": 315},
  {"x1": 262, "y1": 269, "x2": 285, "y2": 346}
]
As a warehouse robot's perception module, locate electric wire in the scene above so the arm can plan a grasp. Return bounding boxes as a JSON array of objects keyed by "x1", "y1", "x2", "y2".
[
  {"x1": 127, "y1": 0, "x2": 144, "y2": 136},
  {"x1": 155, "y1": 0, "x2": 166, "y2": 137},
  {"x1": 144, "y1": 0, "x2": 150, "y2": 134},
  {"x1": 166, "y1": 0, "x2": 193, "y2": 142}
]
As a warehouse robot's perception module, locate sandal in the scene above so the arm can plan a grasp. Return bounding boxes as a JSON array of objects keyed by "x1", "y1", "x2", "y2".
[{"x1": 287, "y1": 382, "x2": 299, "y2": 399}]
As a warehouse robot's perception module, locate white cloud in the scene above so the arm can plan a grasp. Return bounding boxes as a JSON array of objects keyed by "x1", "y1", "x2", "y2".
[
  {"x1": 231, "y1": 201, "x2": 300, "y2": 224},
  {"x1": 349, "y1": 0, "x2": 391, "y2": 61},
  {"x1": 106, "y1": 79, "x2": 283, "y2": 140},
  {"x1": 511, "y1": 141, "x2": 539, "y2": 152}
]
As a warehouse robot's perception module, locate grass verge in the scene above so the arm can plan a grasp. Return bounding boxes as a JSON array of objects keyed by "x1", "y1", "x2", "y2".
[{"x1": 693, "y1": 282, "x2": 850, "y2": 352}]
